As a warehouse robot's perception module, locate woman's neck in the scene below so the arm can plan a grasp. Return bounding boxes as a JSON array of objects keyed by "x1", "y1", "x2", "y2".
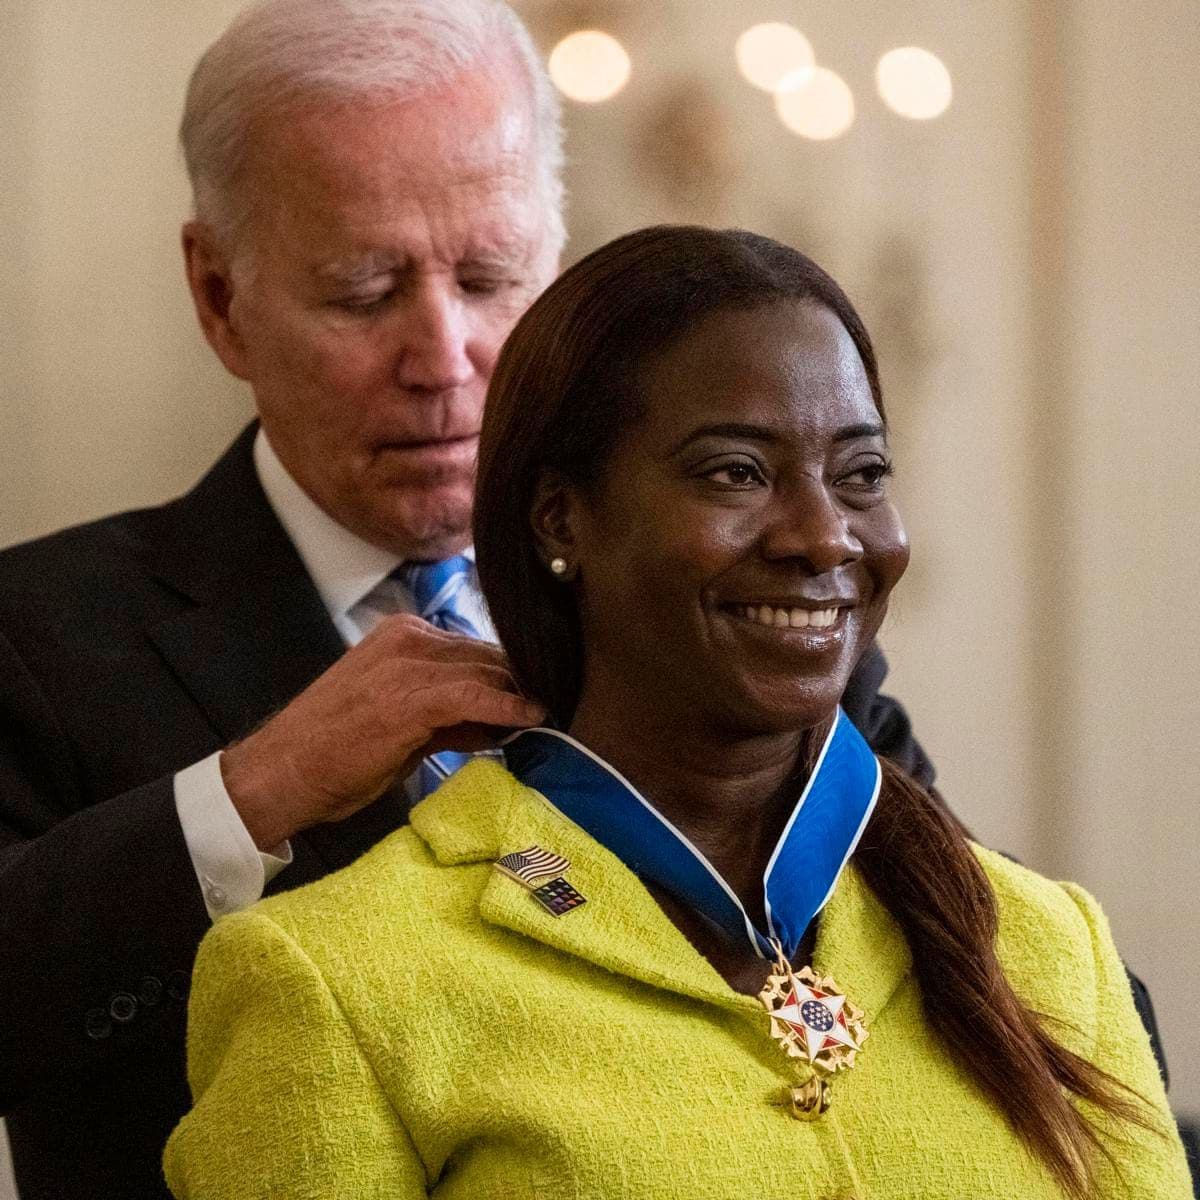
[{"x1": 567, "y1": 697, "x2": 813, "y2": 925}]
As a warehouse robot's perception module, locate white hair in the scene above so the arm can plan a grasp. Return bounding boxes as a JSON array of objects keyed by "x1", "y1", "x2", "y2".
[{"x1": 180, "y1": 0, "x2": 564, "y2": 251}]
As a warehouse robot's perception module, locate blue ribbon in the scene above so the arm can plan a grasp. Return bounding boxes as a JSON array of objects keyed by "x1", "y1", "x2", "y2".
[{"x1": 502, "y1": 707, "x2": 880, "y2": 960}]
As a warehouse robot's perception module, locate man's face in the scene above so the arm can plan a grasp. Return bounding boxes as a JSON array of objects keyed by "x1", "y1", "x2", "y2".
[{"x1": 213, "y1": 72, "x2": 559, "y2": 558}]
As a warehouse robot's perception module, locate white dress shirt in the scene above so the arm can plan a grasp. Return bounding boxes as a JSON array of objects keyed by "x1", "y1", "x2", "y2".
[{"x1": 174, "y1": 428, "x2": 494, "y2": 919}]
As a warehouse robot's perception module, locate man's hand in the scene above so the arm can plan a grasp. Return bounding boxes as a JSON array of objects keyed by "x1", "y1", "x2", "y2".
[{"x1": 219, "y1": 615, "x2": 546, "y2": 849}]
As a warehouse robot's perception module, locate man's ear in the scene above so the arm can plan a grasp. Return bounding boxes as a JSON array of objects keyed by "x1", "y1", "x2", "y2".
[
  {"x1": 182, "y1": 221, "x2": 251, "y2": 381},
  {"x1": 530, "y1": 469, "x2": 584, "y2": 581}
]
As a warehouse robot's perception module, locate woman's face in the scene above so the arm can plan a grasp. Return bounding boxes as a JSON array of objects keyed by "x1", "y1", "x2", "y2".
[{"x1": 561, "y1": 300, "x2": 910, "y2": 738}]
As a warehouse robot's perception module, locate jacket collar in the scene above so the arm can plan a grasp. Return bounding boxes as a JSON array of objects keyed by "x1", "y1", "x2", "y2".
[{"x1": 411, "y1": 758, "x2": 911, "y2": 1023}]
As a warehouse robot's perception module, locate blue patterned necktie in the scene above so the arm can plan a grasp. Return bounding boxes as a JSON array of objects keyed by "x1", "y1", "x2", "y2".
[
  {"x1": 399, "y1": 556, "x2": 481, "y2": 638},
  {"x1": 399, "y1": 556, "x2": 481, "y2": 796}
]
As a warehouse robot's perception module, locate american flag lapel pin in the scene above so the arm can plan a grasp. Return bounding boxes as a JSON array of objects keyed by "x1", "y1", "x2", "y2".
[{"x1": 494, "y1": 846, "x2": 587, "y2": 917}]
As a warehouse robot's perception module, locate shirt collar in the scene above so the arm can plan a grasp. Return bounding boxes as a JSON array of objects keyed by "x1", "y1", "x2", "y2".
[{"x1": 253, "y1": 427, "x2": 400, "y2": 623}]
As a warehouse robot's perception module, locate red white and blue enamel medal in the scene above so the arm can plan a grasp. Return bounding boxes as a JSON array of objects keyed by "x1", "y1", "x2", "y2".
[{"x1": 758, "y1": 940, "x2": 867, "y2": 1120}]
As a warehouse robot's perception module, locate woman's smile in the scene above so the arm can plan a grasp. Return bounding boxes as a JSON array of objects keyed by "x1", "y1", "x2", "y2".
[{"x1": 723, "y1": 602, "x2": 850, "y2": 632}]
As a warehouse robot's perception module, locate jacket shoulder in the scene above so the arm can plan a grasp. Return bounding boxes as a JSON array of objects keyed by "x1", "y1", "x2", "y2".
[
  {"x1": 0, "y1": 424, "x2": 257, "y2": 616},
  {"x1": 973, "y1": 844, "x2": 1111, "y2": 1042},
  {"x1": 0, "y1": 503, "x2": 173, "y2": 597},
  {"x1": 254, "y1": 826, "x2": 462, "y2": 952},
  {"x1": 974, "y1": 843, "x2": 1088, "y2": 927},
  {"x1": 0, "y1": 503, "x2": 196, "y2": 687}
]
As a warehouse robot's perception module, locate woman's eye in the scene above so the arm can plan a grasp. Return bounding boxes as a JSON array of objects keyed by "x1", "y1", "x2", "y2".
[
  {"x1": 704, "y1": 460, "x2": 765, "y2": 488},
  {"x1": 839, "y1": 461, "x2": 893, "y2": 490}
]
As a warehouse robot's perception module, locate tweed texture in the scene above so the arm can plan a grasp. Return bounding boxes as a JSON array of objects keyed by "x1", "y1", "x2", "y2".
[{"x1": 165, "y1": 760, "x2": 1190, "y2": 1199}]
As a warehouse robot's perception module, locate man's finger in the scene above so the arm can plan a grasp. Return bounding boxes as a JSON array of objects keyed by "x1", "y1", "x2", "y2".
[
  {"x1": 365, "y1": 615, "x2": 512, "y2": 664},
  {"x1": 375, "y1": 661, "x2": 522, "y2": 708},
  {"x1": 416, "y1": 681, "x2": 546, "y2": 733},
  {"x1": 428, "y1": 721, "x2": 542, "y2": 755}
]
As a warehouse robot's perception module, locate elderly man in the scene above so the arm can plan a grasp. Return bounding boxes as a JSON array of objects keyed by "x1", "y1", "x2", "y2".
[{"x1": 0, "y1": 2, "x2": 932, "y2": 1197}]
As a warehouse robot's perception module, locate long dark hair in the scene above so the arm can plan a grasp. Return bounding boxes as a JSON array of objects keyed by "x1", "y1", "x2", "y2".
[{"x1": 475, "y1": 225, "x2": 1151, "y2": 1195}]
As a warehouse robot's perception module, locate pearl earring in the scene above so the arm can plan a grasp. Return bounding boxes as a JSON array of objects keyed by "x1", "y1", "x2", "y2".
[{"x1": 549, "y1": 557, "x2": 569, "y2": 577}]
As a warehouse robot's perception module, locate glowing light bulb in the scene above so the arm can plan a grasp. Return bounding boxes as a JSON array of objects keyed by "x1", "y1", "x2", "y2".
[
  {"x1": 876, "y1": 47, "x2": 952, "y2": 120},
  {"x1": 736, "y1": 22, "x2": 815, "y2": 93},
  {"x1": 548, "y1": 30, "x2": 631, "y2": 104},
  {"x1": 775, "y1": 67, "x2": 855, "y2": 141}
]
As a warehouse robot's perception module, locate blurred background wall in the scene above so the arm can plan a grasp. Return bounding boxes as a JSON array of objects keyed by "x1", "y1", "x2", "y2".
[{"x1": 1, "y1": 1, "x2": 1197, "y2": 1193}]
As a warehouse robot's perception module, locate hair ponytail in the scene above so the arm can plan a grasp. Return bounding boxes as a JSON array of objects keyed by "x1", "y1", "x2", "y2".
[{"x1": 855, "y1": 759, "x2": 1154, "y2": 1197}]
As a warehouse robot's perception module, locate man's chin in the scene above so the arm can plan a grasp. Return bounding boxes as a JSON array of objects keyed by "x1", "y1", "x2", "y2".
[{"x1": 365, "y1": 490, "x2": 474, "y2": 561}]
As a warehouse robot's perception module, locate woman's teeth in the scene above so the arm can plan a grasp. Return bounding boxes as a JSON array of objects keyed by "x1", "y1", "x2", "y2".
[{"x1": 740, "y1": 605, "x2": 840, "y2": 629}]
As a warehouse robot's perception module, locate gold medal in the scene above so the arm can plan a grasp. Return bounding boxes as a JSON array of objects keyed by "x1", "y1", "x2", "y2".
[{"x1": 758, "y1": 940, "x2": 867, "y2": 1119}]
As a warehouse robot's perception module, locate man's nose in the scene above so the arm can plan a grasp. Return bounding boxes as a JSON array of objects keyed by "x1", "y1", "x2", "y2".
[
  {"x1": 393, "y1": 282, "x2": 475, "y2": 394},
  {"x1": 761, "y1": 480, "x2": 863, "y2": 573}
]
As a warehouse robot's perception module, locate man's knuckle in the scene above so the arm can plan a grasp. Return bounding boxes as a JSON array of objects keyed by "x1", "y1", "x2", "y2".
[{"x1": 384, "y1": 613, "x2": 422, "y2": 639}]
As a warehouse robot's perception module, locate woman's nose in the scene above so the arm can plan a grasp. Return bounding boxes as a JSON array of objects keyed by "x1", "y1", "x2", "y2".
[
  {"x1": 393, "y1": 282, "x2": 475, "y2": 394},
  {"x1": 760, "y1": 481, "x2": 863, "y2": 574}
]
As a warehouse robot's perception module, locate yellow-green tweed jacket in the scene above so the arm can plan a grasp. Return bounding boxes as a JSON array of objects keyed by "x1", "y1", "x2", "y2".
[{"x1": 165, "y1": 760, "x2": 1190, "y2": 1199}]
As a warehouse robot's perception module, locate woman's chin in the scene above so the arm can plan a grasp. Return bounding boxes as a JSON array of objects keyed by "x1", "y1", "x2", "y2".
[{"x1": 704, "y1": 684, "x2": 846, "y2": 741}]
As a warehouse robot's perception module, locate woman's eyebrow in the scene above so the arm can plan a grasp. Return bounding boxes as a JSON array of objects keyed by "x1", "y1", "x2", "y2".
[
  {"x1": 833, "y1": 421, "x2": 887, "y2": 442},
  {"x1": 668, "y1": 422, "x2": 778, "y2": 455},
  {"x1": 668, "y1": 419, "x2": 886, "y2": 456}
]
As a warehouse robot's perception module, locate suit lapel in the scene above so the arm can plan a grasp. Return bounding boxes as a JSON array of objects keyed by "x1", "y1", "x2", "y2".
[
  {"x1": 413, "y1": 760, "x2": 737, "y2": 1009},
  {"x1": 146, "y1": 593, "x2": 340, "y2": 747},
  {"x1": 144, "y1": 423, "x2": 346, "y2": 744},
  {"x1": 481, "y1": 774, "x2": 751, "y2": 1013},
  {"x1": 143, "y1": 424, "x2": 405, "y2": 875}
]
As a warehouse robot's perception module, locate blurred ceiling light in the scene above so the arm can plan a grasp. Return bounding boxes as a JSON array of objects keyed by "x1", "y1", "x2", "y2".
[
  {"x1": 736, "y1": 22, "x2": 815, "y2": 93},
  {"x1": 775, "y1": 67, "x2": 855, "y2": 140},
  {"x1": 548, "y1": 30, "x2": 631, "y2": 103},
  {"x1": 876, "y1": 46, "x2": 952, "y2": 119}
]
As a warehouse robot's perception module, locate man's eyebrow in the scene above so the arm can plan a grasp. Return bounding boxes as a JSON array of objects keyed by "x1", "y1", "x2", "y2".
[
  {"x1": 459, "y1": 239, "x2": 535, "y2": 270},
  {"x1": 458, "y1": 254, "x2": 524, "y2": 271},
  {"x1": 668, "y1": 419, "x2": 886, "y2": 456},
  {"x1": 314, "y1": 244, "x2": 527, "y2": 284},
  {"x1": 314, "y1": 253, "x2": 401, "y2": 284}
]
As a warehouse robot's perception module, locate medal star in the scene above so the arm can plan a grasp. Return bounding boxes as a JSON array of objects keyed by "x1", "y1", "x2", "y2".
[{"x1": 771, "y1": 979, "x2": 862, "y2": 1062}]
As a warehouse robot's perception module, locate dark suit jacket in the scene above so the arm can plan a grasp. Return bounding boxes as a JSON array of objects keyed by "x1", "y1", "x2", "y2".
[
  {"x1": 0, "y1": 426, "x2": 411, "y2": 1199},
  {"x1": 0, "y1": 424, "x2": 1163, "y2": 1199}
]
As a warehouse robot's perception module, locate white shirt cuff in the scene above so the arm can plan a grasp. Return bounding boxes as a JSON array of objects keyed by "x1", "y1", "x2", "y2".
[{"x1": 174, "y1": 752, "x2": 293, "y2": 921}]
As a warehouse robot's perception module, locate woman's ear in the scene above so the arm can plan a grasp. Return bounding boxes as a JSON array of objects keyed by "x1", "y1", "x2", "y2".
[{"x1": 530, "y1": 470, "x2": 584, "y2": 582}]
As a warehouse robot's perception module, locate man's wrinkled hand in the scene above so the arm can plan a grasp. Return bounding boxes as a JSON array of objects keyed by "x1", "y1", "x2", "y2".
[{"x1": 219, "y1": 615, "x2": 545, "y2": 849}]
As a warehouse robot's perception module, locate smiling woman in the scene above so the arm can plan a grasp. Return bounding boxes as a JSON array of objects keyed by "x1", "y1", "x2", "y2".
[
  {"x1": 163, "y1": 226, "x2": 1190, "y2": 1199},
  {"x1": 520, "y1": 299, "x2": 909, "y2": 750}
]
